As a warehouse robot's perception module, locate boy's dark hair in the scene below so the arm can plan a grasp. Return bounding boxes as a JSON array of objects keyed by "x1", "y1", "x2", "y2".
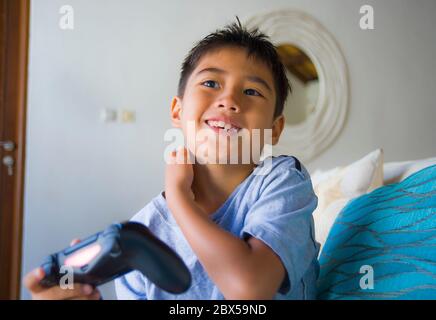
[{"x1": 177, "y1": 18, "x2": 291, "y2": 120}]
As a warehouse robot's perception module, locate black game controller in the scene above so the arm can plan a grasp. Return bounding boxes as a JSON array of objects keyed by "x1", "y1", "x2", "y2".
[{"x1": 39, "y1": 222, "x2": 191, "y2": 294}]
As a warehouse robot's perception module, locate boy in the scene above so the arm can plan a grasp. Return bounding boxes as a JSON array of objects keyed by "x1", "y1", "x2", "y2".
[{"x1": 25, "y1": 20, "x2": 319, "y2": 300}]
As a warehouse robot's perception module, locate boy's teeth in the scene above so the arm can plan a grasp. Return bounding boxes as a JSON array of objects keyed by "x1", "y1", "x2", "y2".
[{"x1": 207, "y1": 120, "x2": 238, "y2": 131}]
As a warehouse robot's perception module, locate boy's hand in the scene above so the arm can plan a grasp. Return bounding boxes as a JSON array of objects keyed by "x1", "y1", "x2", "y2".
[
  {"x1": 165, "y1": 146, "x2": 195, "y2": 200},
  {"x1": 23, "y1": 239, "x2": 101, "y2": 300}
]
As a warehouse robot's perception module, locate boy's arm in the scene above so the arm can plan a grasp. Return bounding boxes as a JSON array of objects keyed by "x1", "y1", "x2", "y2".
[{"x1": 165, "y1": 148, "x2": 285, "y2": 300}]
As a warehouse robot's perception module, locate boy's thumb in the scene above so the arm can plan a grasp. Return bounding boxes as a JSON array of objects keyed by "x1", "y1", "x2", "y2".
[
  {"x1": 70, "y1": 238, "x2": 81, "y2": 246},
  {"x1": 23, "y1": 267, "x2": 45, "y2": 293}
]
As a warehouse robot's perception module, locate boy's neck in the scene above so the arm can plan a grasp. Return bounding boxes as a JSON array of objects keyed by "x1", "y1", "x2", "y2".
[{"x1": 191, "y1": 163, "x2": 256, "y2": 216}]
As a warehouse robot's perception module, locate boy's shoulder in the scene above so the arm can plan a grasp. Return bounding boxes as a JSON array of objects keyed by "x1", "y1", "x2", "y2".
[
  {"x1": 269, "y1": 155, "x2": 302, "y2": 171},
  {"x1": 258, "y1": 155, "x2": 309, "y2": 180},
  {"x1": 251, "y1": 155, "x2": 313, "y2": 197}
]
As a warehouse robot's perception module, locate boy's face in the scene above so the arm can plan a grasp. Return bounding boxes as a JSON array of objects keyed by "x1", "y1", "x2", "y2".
[{"x1": 171, "y1": 46, "x2": 284, "y2": 164}]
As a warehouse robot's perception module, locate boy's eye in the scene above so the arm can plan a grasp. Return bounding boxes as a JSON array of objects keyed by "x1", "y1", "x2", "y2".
[
  {"x1": 201, "y1": 81, "x2": 262, "y2": 97},
  {"x1": 202, "y1": 80, "x2": 220, "y2": 89},
  {"x1": 244, "y1": 88, "x2": 262, "y2": 97}
]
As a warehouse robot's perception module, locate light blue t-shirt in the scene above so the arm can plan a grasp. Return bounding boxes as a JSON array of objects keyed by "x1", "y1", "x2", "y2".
[{"x1": 115, "y1": 155, "x2": 320, "y2": 300}]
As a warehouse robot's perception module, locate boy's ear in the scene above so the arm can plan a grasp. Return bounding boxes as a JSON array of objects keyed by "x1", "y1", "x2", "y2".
[
  {"x1": 271, "y1": 115, "x2": 285, "y2": 145},
  {"x1": 170, "y1": 96, "x2": 183, "y2": 128}
]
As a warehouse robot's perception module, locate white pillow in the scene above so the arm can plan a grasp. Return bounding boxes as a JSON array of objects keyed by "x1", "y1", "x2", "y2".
[
  {"x1": 383, "y1": 156, "x2": 436, "y2": 185},
  {"x1": 311, "y1": 149, "x2": 384, "y2": 252}
]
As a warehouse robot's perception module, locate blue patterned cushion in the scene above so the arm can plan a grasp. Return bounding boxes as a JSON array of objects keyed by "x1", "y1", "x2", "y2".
[{"x1": 317, "y1": 164, "x2": 436, "y2": 299}]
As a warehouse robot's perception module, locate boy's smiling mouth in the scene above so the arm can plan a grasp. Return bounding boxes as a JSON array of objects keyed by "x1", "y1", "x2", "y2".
[{"x1": 204, "y1": 118, "x2": 242, "y2": 136}]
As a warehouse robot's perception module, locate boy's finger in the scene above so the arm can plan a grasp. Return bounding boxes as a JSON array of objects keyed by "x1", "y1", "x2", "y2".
[
  {"x1": 176, "y1": 146, "x2": 187, "y2": 164},
  {"x1": 70, "y1": 238, "x2": 81, "y2": 246},
  {"x1": 70, "y1": 289, "x2": 101, "y2": 300},
  {"x1": 42, "y1": 284, "x2": 94, "y2": 300},
  {"x1": 23, "y1": 267, "x2": 45, "y2": 294},
  {"x1": 167, "y1": 150, "x2": 177, "y2": 164}
]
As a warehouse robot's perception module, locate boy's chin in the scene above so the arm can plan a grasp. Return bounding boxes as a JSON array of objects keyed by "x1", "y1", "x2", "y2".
[{"x1": 190, "y1": 144, "x2": 255, "y2": 165}]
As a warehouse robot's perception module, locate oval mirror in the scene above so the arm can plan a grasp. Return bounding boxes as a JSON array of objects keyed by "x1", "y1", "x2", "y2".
[{"x1": 276, "y1": 43, "x2": 319, "y2": 126}]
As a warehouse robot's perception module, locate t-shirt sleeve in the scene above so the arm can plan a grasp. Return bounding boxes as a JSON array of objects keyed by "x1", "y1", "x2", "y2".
[{"x1": 240, "y1": 164, "x2": 319, "y2": 295}]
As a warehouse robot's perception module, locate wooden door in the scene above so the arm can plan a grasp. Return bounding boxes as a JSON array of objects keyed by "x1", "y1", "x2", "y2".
[{"x1": 0, "y1": 0, "x2": 29, "y2": 300}]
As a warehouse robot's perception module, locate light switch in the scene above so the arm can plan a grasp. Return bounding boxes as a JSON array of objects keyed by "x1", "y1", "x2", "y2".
[
  {"x1": 100, "y1": 108, "x2": 117, "y2": 122},
  {"x1": 121, "y1": 110, "x2": 136, "y2": 123}
]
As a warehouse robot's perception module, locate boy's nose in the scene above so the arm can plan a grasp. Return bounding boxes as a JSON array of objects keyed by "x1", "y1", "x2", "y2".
[{"x1": 216, "y1": 94, "x2": 240, "y2": 113}]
